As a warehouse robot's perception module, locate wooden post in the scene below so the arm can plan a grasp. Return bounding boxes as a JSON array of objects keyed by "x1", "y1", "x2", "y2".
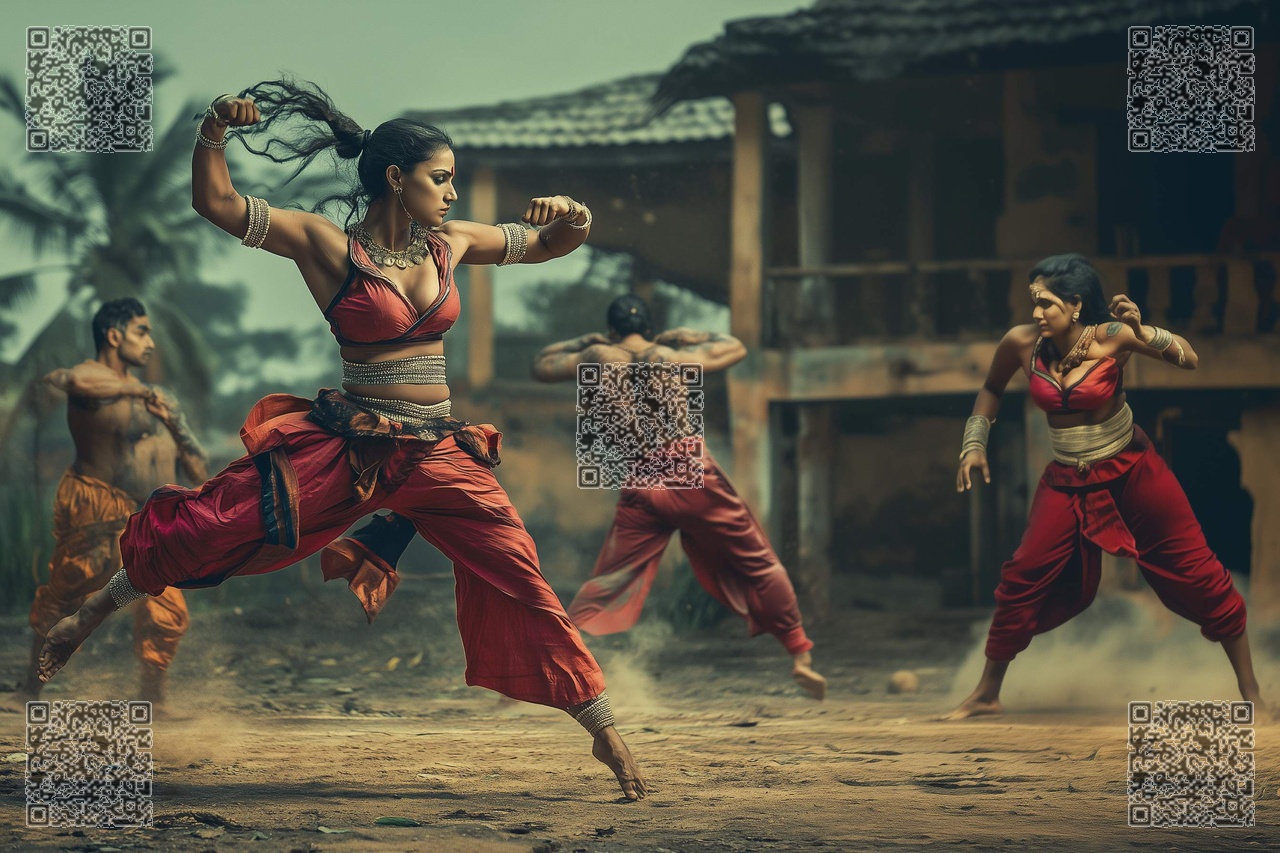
[
  {"x1": 1223, "y1": 260, "x2": 1258, "y2": 335},
  {"x1": 794, "y1": 103, "x2": 835, "y2": 346},
  {"x1": 907, "y1": 133, "x2": 937, "y2": 337},
  {"x1": 792, "y1": 102, "x2": 835, "y2": 617},
  {"x1": 797, "y1": 403, "x2": 832, "y2": 621},
  {"x1": 1190, "y1": 262, "x2": 1220, "y2": 334},
  {"x1": 1228, "y1": 406, "x2": 1280, "y2": 621},
  {"x1": 1146, "y1": 265, "x2": 1172, "y2": 327},
  {"x1": 730, "y1": 92, "x2": 767, "y2": 352},
  {"x1": 727, "y1": 91, "x2": 771, "y2": 515},
  {"x1": 467, "y1": 166, "x2": 497, "y2": 390}
]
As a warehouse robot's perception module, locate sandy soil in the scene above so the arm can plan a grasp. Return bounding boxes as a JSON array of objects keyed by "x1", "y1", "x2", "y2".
[{"x1": 2, "y1": 575, "x2": 1278, "y2": 853}]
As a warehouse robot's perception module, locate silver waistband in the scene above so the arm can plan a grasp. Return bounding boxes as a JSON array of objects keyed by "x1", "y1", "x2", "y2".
[
  {"x1": 346, "y1": 392, "x2": 451, "y2": 424},
  {"x1": 342, "y1": 354, "x2": 446, "y2": 386},
  {"x1": 1048, "y1": 403, "x2": 1134, "y2": 471}
]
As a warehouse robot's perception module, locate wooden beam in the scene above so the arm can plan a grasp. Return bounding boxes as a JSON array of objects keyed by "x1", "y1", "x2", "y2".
[
  {"x1": 730, "y1": 92, "x2": 768, "y2": 350},
  {"x1": 1229, "y1": 406, "x2": 1280, "y2": 621},
  {"x1": 468, "y1": 166, "x2": 497, "y2": 390},
  {"x1": 759, "y1": 337, "x2": 1280, "y2": 401}
]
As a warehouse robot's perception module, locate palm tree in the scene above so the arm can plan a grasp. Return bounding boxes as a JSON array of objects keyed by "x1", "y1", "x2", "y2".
[{"x1": 0, "y1": 58, "x2": 335, "y2": 611}]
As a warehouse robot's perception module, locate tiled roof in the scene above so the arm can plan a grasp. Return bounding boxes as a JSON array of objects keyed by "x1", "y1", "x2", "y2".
[
  {"x1": 404, "y1": 74, "x2": 790, "y2": 150},
  {"x1": 656, "y1": 0, "x2": 1272, "y2": 107}
]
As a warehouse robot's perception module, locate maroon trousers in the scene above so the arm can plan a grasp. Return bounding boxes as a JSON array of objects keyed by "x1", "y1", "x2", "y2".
[
  {"x1": 567, "y1": 438, "x2": 813, "y2": 656},
  {"x1": 985, "y1": 427, "x2": 1247, "y2": 662}
]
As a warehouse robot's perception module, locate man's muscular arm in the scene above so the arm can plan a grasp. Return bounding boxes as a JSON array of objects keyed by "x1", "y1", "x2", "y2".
[
  {"x1": 44, "y1": 362, "x2": 154, "y2": 400},
  {"x1": 531, "y1": 332, "x2": 611, "y2": 383},
  {"x1": 654, "y1": 327, "x2": 747, "y2": 373},
  {"x1": 147, "y1": 389, "x2": 209, "y2": 483}
]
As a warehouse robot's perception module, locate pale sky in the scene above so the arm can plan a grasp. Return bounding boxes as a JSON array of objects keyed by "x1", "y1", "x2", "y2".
[{"x1": 0, "y1": 0, "x2": 805, "y2": 361}]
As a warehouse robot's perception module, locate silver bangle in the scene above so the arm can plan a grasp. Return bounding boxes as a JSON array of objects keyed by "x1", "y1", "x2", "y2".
[
  {"x1": 571, "y1": 692, "x2": 616, "y2": 736},
  {"x1": 242, "y1": 196, "x2": 270, "y2": 249},
  {"x1": 566, "y1": 204, "x2": 592, "y2": 230},
  {"x1": 195, "y1": 128, "x2": 228, "y2": 150},
  {"x1": 960, "y1": 415, "x2": 992, "y2": 460},
  {"x1": 497, "y1": 222, "x2": 528, "y2": 266},
  {"x1": 1145, "y1": 325, "x2": 1174, "y2": 351},
  {"x1": 105, "y1": 569, "x2": 148, "y2": 610},
  {"x1": 204, "y1": 93, "x2": 235, "y2": 128}
]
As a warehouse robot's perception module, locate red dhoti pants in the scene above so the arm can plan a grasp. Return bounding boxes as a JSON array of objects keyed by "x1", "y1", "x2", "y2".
[
  {"x1": 31, "y1": 469, "x2": 188, "y2": 670},
  {"x1": 119, "y1": 391, "x2": 606, "y2": 709},
  {"x1": 985, "y1": 427, "x2": 1247, "y2": 662},
  {"x1": 566, "y1": 437, "x2": 813, "y2": 656}
]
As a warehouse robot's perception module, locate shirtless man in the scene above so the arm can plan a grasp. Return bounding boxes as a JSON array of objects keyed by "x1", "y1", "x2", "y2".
[
  {"x1": 323, "y1": 295, "x2": 825, "y2": 699},
  {"x1": 539, "y1": 294, "x2": 825, "y2": 699},
  {"x1": 0, "y1": 298, "x2": 207, "y2": 714}
]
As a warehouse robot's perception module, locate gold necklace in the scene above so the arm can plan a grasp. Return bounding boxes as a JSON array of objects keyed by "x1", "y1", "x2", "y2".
[
  {"x1": 1058, "y1": 324, "x2": 1097, "y2": 372},
  {"x1": 349, "y1": 220, "x2": 430, "y2": 269}
]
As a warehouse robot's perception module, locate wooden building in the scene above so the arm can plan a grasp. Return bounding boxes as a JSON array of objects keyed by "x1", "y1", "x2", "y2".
[{"x1": 652, "y1": 0, "x2": 1280, "y2": 618}]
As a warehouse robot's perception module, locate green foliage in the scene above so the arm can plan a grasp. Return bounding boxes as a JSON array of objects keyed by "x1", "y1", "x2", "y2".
[
  {"x1": 656, "y1": 560, "x2": 729, "y2": 632},
  {"x1": 0, "y1": 487, "x2": 51, "y2": 616}
]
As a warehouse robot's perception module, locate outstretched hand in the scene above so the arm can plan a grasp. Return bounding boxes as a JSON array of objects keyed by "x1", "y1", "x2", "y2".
[{"x1": 956, "y1": 450, "x2": 990, "y2": 492}]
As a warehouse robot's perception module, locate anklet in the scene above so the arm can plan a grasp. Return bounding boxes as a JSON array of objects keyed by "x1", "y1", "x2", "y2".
[
  {"x1": 105, "y1": 569, "x2": 149, "y2": 609},
  {"x1": 571, "y1": 692, "x2": 615, "y2": 736}
]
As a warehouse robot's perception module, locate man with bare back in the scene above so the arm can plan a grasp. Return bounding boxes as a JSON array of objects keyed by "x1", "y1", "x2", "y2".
[
  {"x1": 323, "y1": 295, "x2": 824, "y2": 699},
  {"x1": 0, "y1": 298, "x2": 207, "y2": 714},
  {"x1": 539, "y1": 295, "x2": 825, "y2": 699}
]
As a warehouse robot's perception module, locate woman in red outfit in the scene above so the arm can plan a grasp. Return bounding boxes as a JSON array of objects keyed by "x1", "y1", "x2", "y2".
[
  {"x1": 36, "y1": 80, "x2": 646, "y2": 799},
  {"x1": 944, "y1": 253, "x2": 1268, "y2": 721}
]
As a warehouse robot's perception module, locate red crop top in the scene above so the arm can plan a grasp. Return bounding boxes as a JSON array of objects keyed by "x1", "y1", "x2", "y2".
[
  {"x1": 1028, "y1": 337, "x2": 1122, "y2": 415},
  {"x1": 325, "y1": 229, "x2": 460, "y2": 347}
]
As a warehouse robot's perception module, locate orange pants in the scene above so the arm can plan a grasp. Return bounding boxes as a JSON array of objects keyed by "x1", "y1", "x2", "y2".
[{"x1": 30, "y1": 469, "x2": 188, "y2": 670}]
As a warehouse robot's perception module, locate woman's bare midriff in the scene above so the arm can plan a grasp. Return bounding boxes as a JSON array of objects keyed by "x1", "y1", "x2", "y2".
[{"x1": 340, "y1": 339, "x2": 450, "y2": 406}]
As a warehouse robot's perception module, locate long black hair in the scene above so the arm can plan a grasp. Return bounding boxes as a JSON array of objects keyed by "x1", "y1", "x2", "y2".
[
  {"x1": 1028, "y1": 253, "x2": 1111, "y2": 325},
  {"x1": 229, "y1": 76, "x2": 452, "y2": 225}
]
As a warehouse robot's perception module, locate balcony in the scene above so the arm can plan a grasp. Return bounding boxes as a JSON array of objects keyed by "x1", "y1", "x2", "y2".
[{"x1": 755, "y1": 252, "x2": 1280, "y2": 401}]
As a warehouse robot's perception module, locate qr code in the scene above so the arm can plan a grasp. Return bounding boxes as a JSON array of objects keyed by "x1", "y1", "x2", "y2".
[
  {"x1": 1128, "y1": 700, "x2": 1254, "y2": 827},
  {"x1": 1127, "y1": 25, "x2": 1255, "y2": 153},
  {"x1": 576, "y1": 362, "x2": 705, "y2": 489},
  {"x1": 26, "y1": 700, "x2": 154, "y2": 828},
  {"x1": 26, "y1": 26, "x2": 154, "y2": 153}
]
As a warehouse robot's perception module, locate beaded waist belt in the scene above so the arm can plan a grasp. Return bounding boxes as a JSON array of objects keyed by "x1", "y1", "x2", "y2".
[
  {"x1": 345, "y1": 392, "x2": 451, "y2": 424},
  {"x1": 1048, "y1": 403, "x2": 1134, "y2": 472},
  {"x1": 342, "y1": 354, "x2": 446, "y2": 386}
]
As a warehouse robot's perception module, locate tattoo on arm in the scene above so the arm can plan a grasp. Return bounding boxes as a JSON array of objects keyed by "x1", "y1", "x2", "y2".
[{"x1": 1106, "y1": 321, "x2": 1122, "y2": 338}]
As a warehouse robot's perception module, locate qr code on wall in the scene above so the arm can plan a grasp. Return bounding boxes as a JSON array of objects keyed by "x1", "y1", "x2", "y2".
[
  {"x1": 26, "y1": 700, "x2": 154, "y2": 828},
  {"x1": 26, "y1": 26, "x2": 154, "y2": 153},
  {"x1": 576, "y1": 362, "x2": 705, "y2": 490},
  {"x1": 1128, "y1": 700, "x2": 1254, "y2": 827},
  {"x1": 1127, "y1": 25, "x2": 1255, "y2": 153}
]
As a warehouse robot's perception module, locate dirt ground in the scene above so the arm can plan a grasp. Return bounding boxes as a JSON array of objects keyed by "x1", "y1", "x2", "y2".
[{"x1": 2, "y1": 573, "x2": 1279, "y2": 853}]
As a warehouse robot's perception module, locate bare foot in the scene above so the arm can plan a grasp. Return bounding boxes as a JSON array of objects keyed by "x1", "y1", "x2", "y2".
[
  {"x1": 591, "y1": 727, "x2": 647, "y2": 801},
  {"x1": 1240, "y1": 683, "x2": 1273, "y2": 724},
  {"x1": 939, "y1": 694, "x2": 1003, "y2": 721},
  {"x1": 0, "y1": 689, "x2": 39, "y2": 714},
  {"x1": 37, "y1": 590, "x2": 114, "y2": 684},
  {"x1": 792, "y1": 663, "x2": 827, "y2": 700}
]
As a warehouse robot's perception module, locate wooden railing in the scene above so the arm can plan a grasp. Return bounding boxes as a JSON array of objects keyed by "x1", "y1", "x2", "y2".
[{"x1": 763, "y1": 253, "x2": 1280, "y2": 348}]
